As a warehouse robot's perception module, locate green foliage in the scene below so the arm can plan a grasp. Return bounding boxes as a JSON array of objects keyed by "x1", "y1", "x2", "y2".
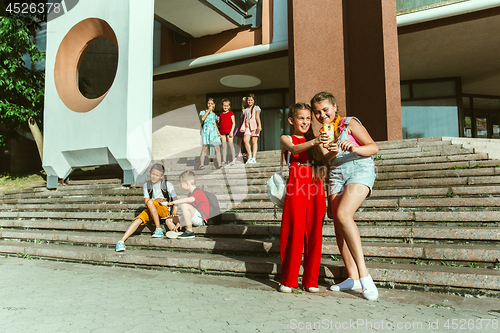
[{"x1": 0, "y1": 4, "x2": 46, "y2": 146}]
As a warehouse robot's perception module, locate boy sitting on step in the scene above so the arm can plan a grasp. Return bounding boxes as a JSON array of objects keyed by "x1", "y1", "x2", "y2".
[
  {"x1": 115, "y1": 163, "x2": 178, "y2": 252},
  {"x1": 165, "y1": 170, "x2": 209, "y2": 239}
]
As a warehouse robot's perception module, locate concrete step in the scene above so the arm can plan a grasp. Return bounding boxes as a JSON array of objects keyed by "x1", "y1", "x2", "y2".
[
  {"x1": 0, "y1": 203, "x2": 141, "y2": 211},
  {"x1": 380, "y1": 138, "x2": 453, "y2": 148},
  {"x1": 192, "y1": 167, "x2": 500, "y2": 187},
  {"x1": 0, "y1": 211, "x2": 135, "y2": 221},
  {"x1": 1, "y1": 179, "x2": 124, "y2": 196},
  {"x1": 376, "y1": 167, "x2": 499, "y2": 181},
  {"x1": 2, "y1": 220, "x2": 498, "y2": 243},
  {"x1": 375, "y1": 147, "x2": 475, "y2": 161},
  {"x1": 374, "y1": 153, "x2": 490, "y2": 166},
  {"x1": 374, "y1": 175, "x2": 500, "y2": 189},
  {"x1": 377, "y1": 144, "x2": 457, "y2": 156},
  {"x1": 2, "y1": 196, "x2": 498, "y2": 214},
  {"x1": 376, "y1": 145, "x2": 466, "y2": 158},
  {"x1": 375, "y1": 137, "x2": 451, "y2": 150},
  {"x1": 1, "y1": 229, "x2": 499, "y2": 265},
  {"x1": 372, "y1": 185, "x2": 500, "y2": 198},
  {"x1": 0, "y1": 196, "x2": 142, "y2": 205},
  {"x1": 2, "y1": 137, "x2": 499, "y2": 296},
  {"x1": 3, "y1": 174, "x2": 499, "y2": 202},
  {"x1": 0, "y1": 187, "x2": 141, "y2": 199},
  {"x1": 376, "y1": 158, "x2": 499, "y2": 172},
  {"x1": 2, "y1": 185, "x2": 499, "y2": 207},
  {"x1": 0, "y1": 192, "x2": 272, "y2": 205},
  {"x1": 162, "y1": 148, "x2": 478, "y2": 174},
  {"x1": 161, "y1": 161, "x2": 500, "y2": 186},
  {"x1": 1, "y1": 241, "x2": 498, "y2": 292},
  {"x1": 200, "y1": 176, "x2": 500, "y2": 194},
  {"x1": 2, "y1": 204, "x2": 499, "y2": 225},
  {"x1": 223, "y1": 210, "x2": 500, "y2": 224},
  {"x1": 164, "y1": 145, "x2": 476, "y2": 173}
]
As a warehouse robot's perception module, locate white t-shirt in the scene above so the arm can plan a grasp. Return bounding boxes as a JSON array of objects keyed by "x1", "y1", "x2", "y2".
[{"x1": 143, "y1": 181, "x2": 177, "y2": 206}]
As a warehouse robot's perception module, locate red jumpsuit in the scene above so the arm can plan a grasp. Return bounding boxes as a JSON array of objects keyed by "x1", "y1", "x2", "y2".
[{"x1": 280, "y1": 136, "x2": 326, "y2": 288}]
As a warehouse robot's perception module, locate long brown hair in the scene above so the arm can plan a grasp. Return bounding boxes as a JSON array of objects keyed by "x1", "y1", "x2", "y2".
[
  {"x1": 288, "y1": 103, "x2": 326, "y2": 180},
  {"x1": 310, "y1": 91, "x2": 341, "y2": 138},
  {"x1": 246, "y1": 93, "x2": 257, "y2": 117}
]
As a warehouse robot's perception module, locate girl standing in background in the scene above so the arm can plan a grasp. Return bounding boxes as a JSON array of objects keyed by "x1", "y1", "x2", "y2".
[
  {"x1": 199, "y1": 98, "x2": 222, "y2": 169},
  {"x1": 240, "y1": 94, "x2": 262, "y2": 164}
]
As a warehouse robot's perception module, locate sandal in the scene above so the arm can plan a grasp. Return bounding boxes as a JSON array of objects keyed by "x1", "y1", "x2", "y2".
[{"x1": 199, "y1": 165, "x2": 205, "y2": 170}]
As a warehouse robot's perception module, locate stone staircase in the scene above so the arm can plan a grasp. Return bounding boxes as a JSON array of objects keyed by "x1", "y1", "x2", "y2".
[{"x1": 1, "y1": 137, "x2": 499, "y2": 296}]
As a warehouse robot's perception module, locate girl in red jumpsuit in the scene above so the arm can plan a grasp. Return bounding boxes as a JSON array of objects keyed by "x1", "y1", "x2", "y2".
[{"x1": 279, "y1": 103, "x2": 329, "y2": 293}]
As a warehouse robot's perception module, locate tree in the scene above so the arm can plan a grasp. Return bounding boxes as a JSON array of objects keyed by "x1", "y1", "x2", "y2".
[{"x1": 0, "y1": 0, "x2": 46, "y2": 147}]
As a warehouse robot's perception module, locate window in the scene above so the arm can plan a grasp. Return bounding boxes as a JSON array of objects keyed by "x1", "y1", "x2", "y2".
[{"x1": 400, "y1": 78, "x2": 460, "y2": 139}]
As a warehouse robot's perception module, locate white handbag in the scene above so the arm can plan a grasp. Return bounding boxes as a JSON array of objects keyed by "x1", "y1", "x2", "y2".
[
  {"x1": 266, "y1": 136, "x2": 291, "y2": 210},
  {"x1": 267, "y1": 171, "x2": 286, "y2": 209}
]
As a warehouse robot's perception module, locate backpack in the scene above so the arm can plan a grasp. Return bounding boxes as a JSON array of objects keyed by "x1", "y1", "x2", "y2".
[
  {"x1": 192, "y1": 187, "x2": 222, "y2": 225},
  {"x1": 146, "y1": 179, "x2": 173, "y2": 213}
]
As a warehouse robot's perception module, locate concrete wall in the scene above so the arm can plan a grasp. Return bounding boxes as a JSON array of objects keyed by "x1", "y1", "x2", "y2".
[
  {"x1": 445, "y1": 137, "x2": 500, "y2": 160},
  {"x1": 43, "y1": 0, "x2": 155, "y2": 187},
  {"x1": 153, "y1": 94, "x2": 206, "y2": 118},
  {"x1": 152, "y1": 94, "x2": 207, "y2": 160}
]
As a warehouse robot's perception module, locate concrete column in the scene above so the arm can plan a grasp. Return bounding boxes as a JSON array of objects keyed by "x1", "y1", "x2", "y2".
[
  {"x1": 288, "y1": 0, "x2": 402, "y2": 140},
  {"x1": 287, "y1": 0, "x2": 346, "y2": 134},
  {"x1": 343, "y1": 0, "x2": 402, "y2": 141}
]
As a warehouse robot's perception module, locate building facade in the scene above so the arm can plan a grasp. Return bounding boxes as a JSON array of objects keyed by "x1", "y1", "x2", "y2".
[
  {"x1": 3, "y1": 0, "x2": 500, "y2": 173},
  {"x1": 150, "y1": 0, "x2": 500, "y2": 156}
]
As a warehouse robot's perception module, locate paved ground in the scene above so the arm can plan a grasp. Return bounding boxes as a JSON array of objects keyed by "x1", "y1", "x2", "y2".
[{"x1": 1, "y1": 256, "x2": 499, "y2": 333}]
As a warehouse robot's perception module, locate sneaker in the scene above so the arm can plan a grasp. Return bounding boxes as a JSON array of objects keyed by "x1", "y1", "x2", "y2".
[
  {"x1": 279, "y1": 284, "x2": 292, "y2": 293},
  {"x1": 306, "y1": 287, "x2": 320, "y2": 293},
  {"x1": 115, "y1": 241, "x2": 125, "y2": 252},
  {"x1": 245, "y1": 157, "x2": 253, "y2": 164},
  {"x1": 152, "y1": 228, "x2": 164, "y2": 238},
  {"x1": 251, "y1": 158, "x2": 257, "y2": 164},
  {"x1": 360, "y1": 275, "x2": 379, "y2": 301},
  {"x1": 329, "y1": 278, "x2": 361, "y2": 291},
  {"x1": 166, "y1": 231, "x2": 183, "y2": 239},
  {"x1": 177, "y1": 230, "x2": 195, "y2": 239}
]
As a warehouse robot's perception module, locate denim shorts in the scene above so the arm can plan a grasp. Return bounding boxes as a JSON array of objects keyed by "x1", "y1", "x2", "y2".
[{"x1": 327, "y1": 157, "x2": 376, "y2": 197}]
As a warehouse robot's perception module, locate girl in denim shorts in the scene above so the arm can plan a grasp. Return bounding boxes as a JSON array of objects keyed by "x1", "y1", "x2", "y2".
[{"x1": 311, "y1": 91, "x2": 379, "y2": 301}]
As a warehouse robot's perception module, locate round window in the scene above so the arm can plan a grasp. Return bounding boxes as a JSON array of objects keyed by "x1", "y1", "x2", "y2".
[
  {"x1": 54, "y1": 18, "x2": 119, "y2": 113},
  {"x1": 78, "y1": 38, "x2": 118, "y2": 99}
]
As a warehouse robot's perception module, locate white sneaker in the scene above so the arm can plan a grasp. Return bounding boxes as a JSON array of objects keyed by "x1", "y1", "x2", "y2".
[
  {"x1": 245, "y1": 157, "x2": 254, "y2": 164},
  {"x1": 360, "y1": 275, "x2": 379, "y2": 301},
  {"x1": 278, "y1": 284, "x2": 292, "y2": 293},
  {"x1": 306, "y1": 287, "x2": 320, "y2": 293},
  {"x1": 329, "y1": 278, "x2": 361, "y2": 291}
]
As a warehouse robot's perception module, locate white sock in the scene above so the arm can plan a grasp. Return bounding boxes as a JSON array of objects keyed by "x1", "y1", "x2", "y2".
[
  {"x1": 329, "y1": 278, "x2": 361, "y2": 291},
  {"x1": 360, "y1": 274, "x2": 378, "y2": 301}
]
